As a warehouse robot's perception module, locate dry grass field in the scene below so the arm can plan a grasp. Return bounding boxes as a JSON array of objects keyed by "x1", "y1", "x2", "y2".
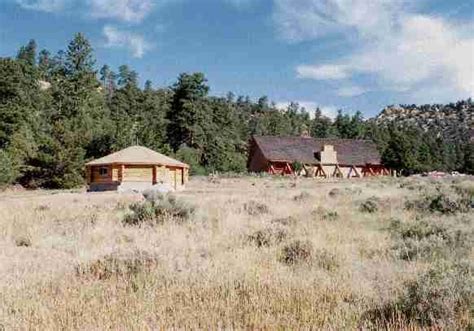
[{"x1": 0, "y1": 175, "x2": 472, "y2": 329}]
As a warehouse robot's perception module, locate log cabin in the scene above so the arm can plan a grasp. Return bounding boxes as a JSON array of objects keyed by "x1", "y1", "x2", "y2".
[
  {"x1": 248, "y1": 135, "x2": 391, "y2": 178},
  {"x1": 86, "y1": 146, "x2": 189, "y2": 192}
]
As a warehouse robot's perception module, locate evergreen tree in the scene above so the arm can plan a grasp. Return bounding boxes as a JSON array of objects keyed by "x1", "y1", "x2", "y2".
[
  {"x1": 167, "y1": 72, "x2": 209, "y2": 150},
  {"x1": 17, "y1": 39, "x2": 37, "y2": 66}
]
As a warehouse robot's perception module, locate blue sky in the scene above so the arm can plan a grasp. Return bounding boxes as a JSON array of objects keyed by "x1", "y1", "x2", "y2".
[{"x1": 0, "y1": 0, "x2": 473, "y2": 117}]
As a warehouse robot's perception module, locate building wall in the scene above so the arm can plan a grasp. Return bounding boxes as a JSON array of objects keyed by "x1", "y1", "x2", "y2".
[
  {"x1": 88, "y1": 164, "x2": 188, "y2": 192},
  {"x1": 90, "y1": 165, "x2": 113, "y2": 183},
  {"x1": 123, "y1": 165, "x2": 153, "y2": 182},
  {"x1": 248, "y1": 144, "x2": 269, "y2": 172}
]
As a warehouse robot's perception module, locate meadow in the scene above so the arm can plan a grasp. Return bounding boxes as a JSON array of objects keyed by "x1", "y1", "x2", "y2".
[{"x1": 0, "y1": 175, "x2": 472, "y2": 329}]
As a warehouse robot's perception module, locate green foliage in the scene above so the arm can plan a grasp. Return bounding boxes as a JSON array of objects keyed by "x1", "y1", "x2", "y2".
[
  {"x1": 1, "y1": 33, "x2": 473, "y2": 188},
  {"x1": 123, "y1": 192, "x2": 195, "y2": 226},
  {"x1": 279, "y1": 240, "x2": 313, "y2": 265},
  {"x1": 405, "y1": 192, "x2": 472, "y2": 215},
  {"x1": 359, "y1": 196, "x2": 380, "y2": 213},
  {"x1": 0, "y1": 150, "x2": 19, "y2": 187},
  {"x1": 399, "y1": 261, "x2": 473, "y2": 328},
  {"x1": 389, "y1": 217, "x2": 472, "y2": 260},
  {"x1": 247, "y1": 226, "x2": 288, "y2": 247}
]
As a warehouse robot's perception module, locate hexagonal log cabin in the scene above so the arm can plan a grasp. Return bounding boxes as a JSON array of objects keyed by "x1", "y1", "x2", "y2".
[
  {"x1": 248, "y1": 135, "x2": 391, "y2": 178},
  {"x1": 86, "y1": 146, "x2": 189, "y2": 192}
]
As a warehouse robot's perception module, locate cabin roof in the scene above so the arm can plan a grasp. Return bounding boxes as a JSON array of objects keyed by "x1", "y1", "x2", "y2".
[
  {"x1": 252, "y1": 135, "x2": 382, "y2": 166},
  {"x1": 86, "y1": 145, "x2": 189, "y2": 168}
]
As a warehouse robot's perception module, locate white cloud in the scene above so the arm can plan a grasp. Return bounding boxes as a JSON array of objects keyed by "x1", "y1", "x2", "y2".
[
  {"x1": 88, "y1": 0, "x2": 154, "y2": 23},
  {"x1": 296, "y1": 64, "x2": 349, "y2": 80},
  {"x1": 281, "y1": 0, "x2": 474, "y2": 102},
  {"x1": 103, "y1": 25, "x2": 153, "y2": 58},
  {"x1": 16, "y1": 0, "x2": 66, "y2": 12},
  {"x1": 337, "y1": 85, "x2": 368, "y2": 97},
  {"x1": 273, "y1": 0, "x2": 406, "y2": 42},
  {"x1": 276, "y1": 101, "x2": 337, "y2": 118}
]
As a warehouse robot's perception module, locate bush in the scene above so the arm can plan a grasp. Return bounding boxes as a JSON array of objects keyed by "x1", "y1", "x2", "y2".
[
  {"x1": 312, "y1": 207, "x2": 339, "y2": 221},
  {"x1": 293, "y1": 191, "x2": 312, "y2": 202},
  {"x1": 243, "y1": 201, "x2": 269, "y2": 216},
  {"x1": 359, "y1": 196, "x2": 380, "y2": 213},
  {"x1": 405, "y1": 192, "x2": 472, "y2": 215},
  {"x1": 271, "y1": 216, "x2": 297, "y2": 226},
  {"x1": 76, "y1": 251, "x2": 159, "y2": 280},
  {"x1": 328, "y1": 188, "x2": 341, "y2": 198},
  {"x1": 247, "y1": 226, "x2": 288, "y2": 247},
  {"x1": 313, "y1": 248, "x2": 340, "y2": 272},
  {"x1": 399, "y1": 261, "x2": 473, "y2": 328},
  {"x1": 361, "y1": 261, "x2": 473, "y2": 329},
  {"x1": 123, "y1": 193, "x2": 195, "y2": 226},
  {"x1": 279, "y1": 240, "x2": 313, "y2": 265},
  {"x1": 15, "y1": 236, "x2": 32, "y2": 247},
  {"x1": 389, "y1": 218, "x2": 472, "y2": 260}
]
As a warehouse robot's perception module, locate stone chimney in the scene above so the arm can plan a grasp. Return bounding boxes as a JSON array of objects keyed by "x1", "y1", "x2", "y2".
[{"x1": 320, "y1": 145, "x2": 338, "y2": 164}]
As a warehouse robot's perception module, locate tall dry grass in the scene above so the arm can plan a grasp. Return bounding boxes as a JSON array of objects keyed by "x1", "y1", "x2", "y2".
[{"x1": 0, "y1": 176, "x2": 472, "y2": 329}]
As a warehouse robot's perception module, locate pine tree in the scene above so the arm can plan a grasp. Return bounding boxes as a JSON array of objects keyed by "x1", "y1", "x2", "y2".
[
  {"x1": 167, "y1": 72, "x2": 209, "y2": 150},
  {"x1": 17, "y1": 39, "x2": 37, "y2": 66}
]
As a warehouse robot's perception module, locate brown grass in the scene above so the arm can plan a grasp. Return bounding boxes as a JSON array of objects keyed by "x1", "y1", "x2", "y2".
[{"x1": 0, "y1": 176, "x2": 472, "y2": 329}]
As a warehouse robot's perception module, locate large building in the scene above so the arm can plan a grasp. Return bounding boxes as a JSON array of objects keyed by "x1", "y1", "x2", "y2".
[
  {"x1": 248, "y1": 135, "x2": 391, "y2": 178},
  {"x1": 86, "y1": 146, "x2": 189, "y2": 192}
]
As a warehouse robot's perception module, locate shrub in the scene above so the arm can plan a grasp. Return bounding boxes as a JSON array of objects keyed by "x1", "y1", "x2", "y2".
[
  {"x1": 361, "y1": 261, "x2": 473, "y2": 329},
  {"x1": 279, "y1": 240, "x2": 313, "y2": 265},
  {"x1": 405, "y1": 192, "x2": 472, "y2": 215},
  {"x1": 247, "y1": 226, "x2": 288, "y2": 247},
  {"x1": 328, "y1": 188, "x2": 341, "y2": 198},
  {"x1": 312, "y1": 207, "x2": 339, "y2": 221},
  {"x1": 313, "y1": 248, "x2": 340, "y2": 272},
  {"x1": 389, "y1": 218, "x2": 472, "y2": 260},
  {"x1": 243, "y1": 201, "x2": 269, "y2": 216},
  {"x1": 35, "y1": 204, "x2": 50, "y2": 211},
  {"x1": 399, "y1": 261, "x2": 473, "y2": 328},
  {"x1": 123, "y1": 193, "x2": 195, "y2": 226},
  {"x1": 15, "y1": 236, "x2": 32, "y2": 247},
  {"x1": 271, "y1": 216, "x2": 297, "y2": 226},
  {"x1": 293, "y1": 192, "x2": 312, "y2": 202},
  {"x1": 359, "y1": 196, "x2": 380, "y2": 213},
  {"x1": 76, "y1": 251, "x2": 159, "y2": 280}
]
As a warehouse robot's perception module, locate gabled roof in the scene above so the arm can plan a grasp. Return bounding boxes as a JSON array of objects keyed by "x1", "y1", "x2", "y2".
[
  {"x1": 252, "y1": 135, "x2": 382, "y2": 166},
  {"x1": 86, "y1": 146, "x2": 189, "y2": 168}
]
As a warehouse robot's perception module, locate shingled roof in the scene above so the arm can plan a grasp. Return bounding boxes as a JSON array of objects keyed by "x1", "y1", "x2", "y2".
[
  {"x1": 252, "y1": 136, "x2": 382, "y2": 166},
  {"x1": 86, "y1": 146, "x2": 189, "y2": 168}
]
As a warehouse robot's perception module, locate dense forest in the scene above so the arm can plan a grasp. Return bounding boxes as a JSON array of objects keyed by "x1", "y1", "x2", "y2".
[{"x1": 1, "y1": 34, "x2": 473, "y2": 188}]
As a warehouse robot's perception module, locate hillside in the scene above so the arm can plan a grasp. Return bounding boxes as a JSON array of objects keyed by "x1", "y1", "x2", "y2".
[{"x1": 375, "y1": 100, "x2": 474, "y2": 140}]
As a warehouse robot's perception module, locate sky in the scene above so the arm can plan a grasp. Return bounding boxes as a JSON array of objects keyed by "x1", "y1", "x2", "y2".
[{"x1": 0, "y1": 0, "x2": 473, "y2": 117}]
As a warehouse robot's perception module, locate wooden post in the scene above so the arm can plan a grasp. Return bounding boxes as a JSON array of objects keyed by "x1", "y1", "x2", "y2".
[
  {"x1": 86, "y1": 166, "x2": 91, "y2": 184},
  {"x1": 152, "y1": 165, "x2": 157, "y2": 184},
  {"x1": 333, "y1": 164, "x2": 343, "y2": 178},
  {"x1": 120, "y1": 164, "x2": 125, "y2": 182}
]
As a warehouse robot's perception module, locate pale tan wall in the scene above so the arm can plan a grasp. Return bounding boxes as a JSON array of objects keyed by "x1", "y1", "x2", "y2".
[
  {"x1": 112, "y1": 165, "x2": 120, "y2": 181},
  {"x1": 320, "y1": 145, "x2": 338, "y2": 164},
  {"x1": 123, "y1": 165, "x2": 153, "y2": 182}
]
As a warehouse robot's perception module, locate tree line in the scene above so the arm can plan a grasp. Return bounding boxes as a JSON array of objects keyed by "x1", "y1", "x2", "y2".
[{"x1": 0, "y1": 34, "x2": 473, "y2": 188}]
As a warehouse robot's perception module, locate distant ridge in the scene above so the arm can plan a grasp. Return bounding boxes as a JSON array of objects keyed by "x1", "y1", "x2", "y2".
[{"x1": 374, "y1": 99, "x2": 473, "y2": 141}]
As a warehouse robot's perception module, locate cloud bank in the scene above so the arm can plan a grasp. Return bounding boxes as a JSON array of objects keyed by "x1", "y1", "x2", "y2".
[
  {"x1": 103, "y1": 25, "x2": 153, "y2": 58},
  {"x1": 275, "y1": 0, "x2": 474, "y2": 102}
]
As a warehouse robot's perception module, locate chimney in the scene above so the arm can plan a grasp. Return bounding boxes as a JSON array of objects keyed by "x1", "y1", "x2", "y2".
[{"x1": 300, "y1": 129, "x2": 310, "y2": 138}]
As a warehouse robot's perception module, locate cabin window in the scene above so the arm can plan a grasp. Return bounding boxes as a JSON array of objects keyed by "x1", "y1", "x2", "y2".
[{"x1": 99, "y1": 167, "x2": 108, "y2": 177}]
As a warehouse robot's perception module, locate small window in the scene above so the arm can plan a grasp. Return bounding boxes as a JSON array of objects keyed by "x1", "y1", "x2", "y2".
[{"x1": 99, "y1": 167, "x2": 108, "y2": 177}]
